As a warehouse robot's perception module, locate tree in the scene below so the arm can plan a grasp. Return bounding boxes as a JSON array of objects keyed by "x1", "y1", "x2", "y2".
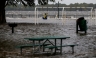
[{"x1": 0, "y1": 0, "x2": 55, "y2": 24}]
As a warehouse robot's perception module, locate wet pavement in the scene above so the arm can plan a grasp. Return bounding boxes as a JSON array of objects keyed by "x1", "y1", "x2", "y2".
[{"x1": 0, "y1": 23, "x2": 96, "y2": 58}]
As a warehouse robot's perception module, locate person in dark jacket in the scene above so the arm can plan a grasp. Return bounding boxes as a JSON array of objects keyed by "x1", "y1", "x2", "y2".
[{"x1": 76, "y1": 17, "x2": 87, "y2": 31}]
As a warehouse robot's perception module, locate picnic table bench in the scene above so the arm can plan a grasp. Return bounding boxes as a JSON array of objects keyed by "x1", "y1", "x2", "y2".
[
  {"x1": 44, "y1": 44, "x2": 78, "y2": 54},
  {"x1": 17, "y1": 43, "x2": 51, "y2": 55}
]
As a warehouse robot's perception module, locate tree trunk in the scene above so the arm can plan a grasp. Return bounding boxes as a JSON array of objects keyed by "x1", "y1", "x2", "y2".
[{"x1": 0, "y1": 1, "x2": 6, "y2": 24}]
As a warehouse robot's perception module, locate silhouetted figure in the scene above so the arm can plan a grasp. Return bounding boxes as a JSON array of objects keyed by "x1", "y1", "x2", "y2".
[{"x1": 76, "y1": 17, "x2": 87, "y2": 34}]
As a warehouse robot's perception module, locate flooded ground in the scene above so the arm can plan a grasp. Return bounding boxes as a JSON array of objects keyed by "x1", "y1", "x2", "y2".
[{"x1": 0, "y1": 23, "x2": 96, "y2": 58}]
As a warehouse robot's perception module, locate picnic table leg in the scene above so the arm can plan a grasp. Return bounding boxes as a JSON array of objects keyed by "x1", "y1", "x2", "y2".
[
  {"x1": 20, "y1": 48, "x2": 22, "y2": 55},
  {"x1": 60, "y1": 39, "x2": 62, "y2": 54},
  {"x1": 42, "y1": 40, "x2": 48, "y2": 52},
  {"x1": 47, "y1": 39, "x2": 55, "y2": 46},
  {"x1": 38, "y1": 40, "x2": 41, "y2": 53},
  {"x1": 43, "y1": 39, "x2": 55, "y2": 52},
  {"x1": 32, "y1": 40, "x2": 35, "y2": 54},
  {"x1": 54, "y1": 39, "x2": 57, "y2": 54},
  {"x1": 71, "y1": 46, "x2": 74, "y2": 54}
]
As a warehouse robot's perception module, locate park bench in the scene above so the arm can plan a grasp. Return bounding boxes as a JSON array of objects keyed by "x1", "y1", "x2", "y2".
[{"x1": 44, "y1": 44, "x2": 78, "y2": 54}]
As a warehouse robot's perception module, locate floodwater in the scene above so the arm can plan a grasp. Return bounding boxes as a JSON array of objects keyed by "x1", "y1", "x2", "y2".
[{"x1": 0, "y1": 22, "x2": 96, "y2": 58}]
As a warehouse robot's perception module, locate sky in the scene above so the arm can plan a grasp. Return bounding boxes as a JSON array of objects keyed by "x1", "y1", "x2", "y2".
[{"x1": 49, "y1": 0, "x2": 96, "y2": 5}]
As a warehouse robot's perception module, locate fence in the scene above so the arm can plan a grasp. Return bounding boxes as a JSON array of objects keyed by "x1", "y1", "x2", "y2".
[{"x1": 6, "y1": 7, "x2": 96, "y2": 25}]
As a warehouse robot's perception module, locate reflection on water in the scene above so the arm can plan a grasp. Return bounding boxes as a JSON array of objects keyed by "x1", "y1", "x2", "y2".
[{"x1": 0, "y1": 23, "x2": 96, "y2": 58}]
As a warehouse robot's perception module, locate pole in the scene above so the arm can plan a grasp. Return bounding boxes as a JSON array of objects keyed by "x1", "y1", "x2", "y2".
[
  {"x1": 58, "y1": 1, "x2": 59, "y2": 18},
  {"x1": 12, "y1": 27, "x2": 14, "y2": 33},
  {"x1": 35, "y1": 7, "x2": 37, "y2": 25}
]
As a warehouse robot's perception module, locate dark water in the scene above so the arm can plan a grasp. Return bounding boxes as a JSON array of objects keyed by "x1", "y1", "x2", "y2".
[{"x1": 0, "y1": 23, "x2": 96, "y2": 58}]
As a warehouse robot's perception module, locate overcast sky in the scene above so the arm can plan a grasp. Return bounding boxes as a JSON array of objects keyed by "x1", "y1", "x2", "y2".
[{"x1": 49, "y1": 0, "x2": 96, "y2": 5}]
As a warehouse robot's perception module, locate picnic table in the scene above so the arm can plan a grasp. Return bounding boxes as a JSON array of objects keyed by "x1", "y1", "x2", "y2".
[{"x1": 17, "y1": 36, "x2": 78, "y2": 55}]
